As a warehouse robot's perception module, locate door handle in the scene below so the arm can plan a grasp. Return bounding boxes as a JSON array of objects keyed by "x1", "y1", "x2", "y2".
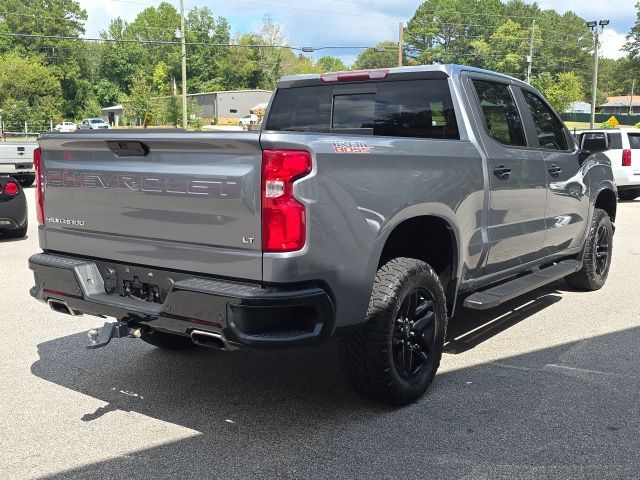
[
  {"x1": 548, "y1": 165, "x2": 562, "y2": 177},
  {"x1": 493, "y1": 165, "x2": 512, "y2": 179}
]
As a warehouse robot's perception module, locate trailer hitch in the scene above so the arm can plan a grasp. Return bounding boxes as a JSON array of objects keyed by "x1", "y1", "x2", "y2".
[{"x1": 86, "y1": 318, "x2": 145, "y2": 349}]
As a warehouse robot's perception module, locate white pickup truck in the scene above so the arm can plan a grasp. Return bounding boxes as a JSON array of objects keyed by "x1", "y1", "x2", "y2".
[{"x1": 0, "y1": 143, "x2": 38, "y2": 186}]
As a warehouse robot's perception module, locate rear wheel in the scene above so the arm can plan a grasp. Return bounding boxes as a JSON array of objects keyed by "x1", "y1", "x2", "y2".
[
  {"x1": 141, "y1": 330, "x2": 195, "y2": 350},
  {"x1": 565, "y1": 208, "x2": 613, "y2": 291},
  {"x1": 344, "y1": 257, "x2": 448, "y2": 405}
]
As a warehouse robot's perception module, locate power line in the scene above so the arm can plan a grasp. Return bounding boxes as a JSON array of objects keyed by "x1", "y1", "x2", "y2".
[{"x1": 0, "y1": 31, "x2": 397, "y2": 52}]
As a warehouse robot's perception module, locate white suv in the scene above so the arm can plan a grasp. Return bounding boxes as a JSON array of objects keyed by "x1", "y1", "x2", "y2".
[{"x1": 575, "y1": 129, "x2": 640, "y2": 200}]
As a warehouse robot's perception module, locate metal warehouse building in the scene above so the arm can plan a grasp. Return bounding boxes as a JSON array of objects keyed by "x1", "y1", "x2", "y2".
[
  {"x1": 101, "y1": 89, "x2": 272, "y2": 127},
  {"x1": 188, "y1": 89, "x2": 272, "y2": 123}
]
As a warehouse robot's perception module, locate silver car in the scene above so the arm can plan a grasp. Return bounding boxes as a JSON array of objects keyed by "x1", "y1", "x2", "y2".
[{"x1": 78, "y1": 118, "x2": 110, "y2": 130}]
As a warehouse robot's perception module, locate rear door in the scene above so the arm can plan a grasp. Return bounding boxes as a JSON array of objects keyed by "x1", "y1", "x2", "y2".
[
  {"x1": 40, "y1": 132, "x2": 263, "y2": 280},
  {"x1": 519, "y1": 88, "x2": 589, "y2": 254},
  {"x1": 467, "y1": 76, "x2": 548, "y2": 274}
]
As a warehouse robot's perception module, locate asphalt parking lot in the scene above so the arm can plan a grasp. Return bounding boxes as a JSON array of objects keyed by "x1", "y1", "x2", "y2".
[{"x1": 2, "y1": 191, "x2": 640, "y2": 479}]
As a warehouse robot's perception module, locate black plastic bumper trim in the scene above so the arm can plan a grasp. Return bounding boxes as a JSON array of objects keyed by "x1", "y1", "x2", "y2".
[{"x1": 29, "y1": 253, "x2": 335, "y2": 348}]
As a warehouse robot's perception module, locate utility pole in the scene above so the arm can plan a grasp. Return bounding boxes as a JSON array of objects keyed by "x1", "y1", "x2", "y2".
[
  {"x1": 526, "y1": 19, "x2": 535, "y2": 84},
  {"x1": 630, "y1": 79, "x2": 635, "y2": 115},
  {"x1": 588, "y1": 20, "x2": 609, "y2": 129},
  {"x1": 179, "y1": 0, "x2": 188, "y2": 129},
  {"x1": 398, "y1": 22, "x2": 404, "y2": 67}
]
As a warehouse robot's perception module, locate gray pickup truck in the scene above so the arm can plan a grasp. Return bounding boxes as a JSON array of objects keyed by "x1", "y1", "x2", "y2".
[{"x1": 29, "y1": 65, "x2": 616, "y2": 405}]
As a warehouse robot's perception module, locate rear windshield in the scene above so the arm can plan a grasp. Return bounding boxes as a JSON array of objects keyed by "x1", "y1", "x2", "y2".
[
  {"x1": 265, "y1": 79, "x2": 459, "y2": 140},
  {"x1": 576, "y1": 132, "x2": 622, "y2": 150},
  {"x1": 628, "y1": 133, "x2": 640, "y2": 149}
]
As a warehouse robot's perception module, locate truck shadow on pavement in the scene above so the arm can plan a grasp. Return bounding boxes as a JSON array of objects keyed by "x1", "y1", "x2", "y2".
[{"x1": 31, "y1": 281, "x2": 640, "y2": 479}]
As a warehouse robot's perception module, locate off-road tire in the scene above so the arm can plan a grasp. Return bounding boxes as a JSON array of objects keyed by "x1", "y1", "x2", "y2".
[
  {"x1": 343, "y1": 257, "x2": 448, "y2": 405},
  {"x1": 141, "y1": 330, "x2": 195, "y2": 350},
  {"x1": 565, "y1": 208, "x2": 613, "y2": 291}
]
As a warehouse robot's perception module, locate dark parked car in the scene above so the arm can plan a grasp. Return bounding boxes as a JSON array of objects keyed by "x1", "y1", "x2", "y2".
[{"x1": 0, "y1": 176, "x2": 27, "y2": 238}]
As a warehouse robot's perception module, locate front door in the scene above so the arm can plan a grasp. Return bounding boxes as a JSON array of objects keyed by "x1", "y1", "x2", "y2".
[{"x1": 468, "y1": 78, "x2": 548, "y2": 275}]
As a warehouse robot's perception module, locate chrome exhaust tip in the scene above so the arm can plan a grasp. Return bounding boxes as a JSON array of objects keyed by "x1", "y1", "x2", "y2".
[
  {"x1": 47, "y1": 298, "x2": 78, "y2": 316},
  {"x1": 190, "y1": 330, "x2": 232, "y2": 351}
]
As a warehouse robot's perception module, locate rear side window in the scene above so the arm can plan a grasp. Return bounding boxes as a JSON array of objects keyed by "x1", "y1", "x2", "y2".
[
  {"x1": 266, "y1": 86, "x2": 332, "y2": 133},
  {"x1": 265, "y1": 79, "x2": 459, "y2": 139},
  {"x1": 628, "y1": 133, "x2": 640, "y2": 149},
  {"x1": 472, "y1": 80, "x2": 526, "y2": 147},
  {"x1": 609, "y1": 133, "x2": 623, "y2": 149},
  {"x1": 522, "y1": 90, "x2": 568, "y2": 150}
]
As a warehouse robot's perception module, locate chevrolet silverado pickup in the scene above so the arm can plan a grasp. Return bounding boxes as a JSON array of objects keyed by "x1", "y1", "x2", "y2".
[{"x1": 28, "y1": 65, "x2": 616, "y2": 405}]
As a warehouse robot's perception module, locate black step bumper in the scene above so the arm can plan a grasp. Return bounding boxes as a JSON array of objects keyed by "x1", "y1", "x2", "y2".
[{"x1": 29, "y1": 253, "x2": 335, "y2": 348}]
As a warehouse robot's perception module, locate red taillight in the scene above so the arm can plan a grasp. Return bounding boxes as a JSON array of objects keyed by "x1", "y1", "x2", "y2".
[
  {"x1": 3, "y1": 181, "x2": 19, "y2": 195},
  {"x1": 34, "y1": 147, "x2": 44, "y2": 225},
  {"x1": 623, "y1": 149, "x2": 632, "y2": 167},
  {"x1": 320, "y1": 69, "x2": 389, "y2": 83},
  {"x1": 262, "y1": 149, "x2": 312, "y2": 252}
]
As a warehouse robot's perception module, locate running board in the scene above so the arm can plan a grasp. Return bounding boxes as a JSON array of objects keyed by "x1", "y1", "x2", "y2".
[{"x1": 463, "y1": 260, "x2": 581, "y2": 310}]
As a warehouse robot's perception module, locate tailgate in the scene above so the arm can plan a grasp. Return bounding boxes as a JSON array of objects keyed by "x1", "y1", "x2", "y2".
[
  {"x1": 39, "y1": 132, "x2": 263, "y2": 281},
  {"x1": 0, "y1": 143, "x2": 37, "y2": 168}
]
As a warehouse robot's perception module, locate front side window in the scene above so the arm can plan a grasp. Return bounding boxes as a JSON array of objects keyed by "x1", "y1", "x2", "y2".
[
  {"x1": 522, "y1": 90, "x2": 568, "y2": 150},
  {"x1": 472, "y1": 80, "x2": 526, "y2": 147}
]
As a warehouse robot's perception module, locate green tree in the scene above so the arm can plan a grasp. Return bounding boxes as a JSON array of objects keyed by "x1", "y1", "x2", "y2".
[
  {"x1": 95, "y1": 80, "x2": 123, "y2": 108},
  {"x1": 532, "y1": 71, "x2": 583, "y2": 112},
  {"x1": 316, "y1": 56, "x2": 347, "y2": 72},
  {"x1": 470, "y1": 19, "x2": 539, "y2": 77},
  {"x1": 353, "y1": 41, "x2": 399, "y2": 69},
  {"x1": 0, "y1": 54, "x2": 62, "y2": 128},
  {"x1": 624, "y1": 1, "x2": 640, "y2": 59},
  {"x1": 124, "y1": 75, "x2": 157, "y2": 127},
  {"x1": 404, "y1": 0, "x2": 504, "y2": 64},
  {"x1": 185, "y1": 7, "x2": 231, "y2": 92}
]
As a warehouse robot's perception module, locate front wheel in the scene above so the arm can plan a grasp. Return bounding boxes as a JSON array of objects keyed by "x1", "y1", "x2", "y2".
[
  {"x1": 344, "y1": 257, "x2": 448, "y2": 405},
  {"x1": 565, "y1": 208, "x2": 613, "y2": 291}
]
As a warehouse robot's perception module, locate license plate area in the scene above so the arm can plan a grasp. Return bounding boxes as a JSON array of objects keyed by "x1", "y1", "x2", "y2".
[{"x1": 122, "y1": 277, "x2": 161, "y2": 303}]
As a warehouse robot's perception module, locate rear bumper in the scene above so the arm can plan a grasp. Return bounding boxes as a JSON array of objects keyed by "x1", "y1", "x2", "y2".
[
  {"x1": 613, "y1": 168, "x2": 640, "y2": 188},
  {"x1": 0, "y1": 164, "x2": 35, "y2": 175},
  {"x1": 29, "y1": 253, "x2": 335, "y2": 348},
  {"x1": 0, "y1": 189, "x2": 27, "y2": 230}
]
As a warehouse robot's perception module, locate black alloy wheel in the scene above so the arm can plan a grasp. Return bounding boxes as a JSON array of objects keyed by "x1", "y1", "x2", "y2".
[
  {"x1": 565, "y1": 208, "x2": 613, "y2": 291},
  {"x1": 594, "y1": 224, "x2": 610, "y2": 276},
  {"x1": 393, "y1": 288, "x2": 437, "y2": 380}
]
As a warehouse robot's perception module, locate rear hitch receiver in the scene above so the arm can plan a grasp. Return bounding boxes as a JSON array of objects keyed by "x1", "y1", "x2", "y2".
[{"x1": 86, "y1": 321, "x2": 143, "y2": 349}]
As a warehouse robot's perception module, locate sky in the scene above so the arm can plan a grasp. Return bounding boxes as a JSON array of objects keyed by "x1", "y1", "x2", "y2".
[{"x1": 77, "y1": 0, "x2": 636, "y2": 65}]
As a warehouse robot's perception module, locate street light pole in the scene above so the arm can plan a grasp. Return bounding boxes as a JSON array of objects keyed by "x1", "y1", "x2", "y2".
[
  {"x1": 588, "y1": 19, "x2": 609, "y2": 129},
  {"x1": 180, "y1": 0, "x2": 188, "y2": 129}
]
